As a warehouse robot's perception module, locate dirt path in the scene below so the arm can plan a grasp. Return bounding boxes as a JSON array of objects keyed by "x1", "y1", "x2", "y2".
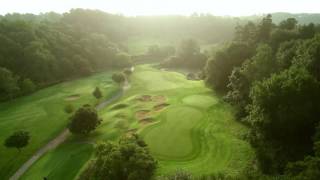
[{"x1": 10, "y1": 69, "x2": 133, "y2": 180}]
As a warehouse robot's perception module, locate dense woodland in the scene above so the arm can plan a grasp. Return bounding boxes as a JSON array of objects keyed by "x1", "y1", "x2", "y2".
[
  {"x1": 205, "y1": 15, "x2": 320, "y2": 179},
  {"x1": 0, "y1": 9, "x2": 243, "y2": 101},
  {"x1": 1, "y1": 9, "x2": 320, "y2": 102},
  {"x1": 0, "y1": 10, "x2": 134, "y2": 101}
]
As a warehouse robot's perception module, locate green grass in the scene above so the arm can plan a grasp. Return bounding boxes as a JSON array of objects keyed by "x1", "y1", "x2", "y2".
[
  {"x1": 21, "y1": 143, "x2": 93, "y2": 180},
  {"x1": 104, "y1": 65, "x2": 254, "y2": 176},
  {"x1": 143, "y1": 106, "x2": 203, "y2": 159},
  {"x1": 0, "y1": 72, "x2": 118, "y2": 179},
  {"x1": 182, "y1": 95, "x2": 218, "y2": 108},
  {"x1": 21, "y1": 65, "x2": 254, "y2": 179}
]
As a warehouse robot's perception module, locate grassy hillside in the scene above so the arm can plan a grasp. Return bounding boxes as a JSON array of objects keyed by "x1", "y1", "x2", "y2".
[
  {"x1": 0, "y1": 72, "x2": 118, "y2": 179},
  {"x1": 22, "y1": 65, "x2": 254, "y2": 179}
]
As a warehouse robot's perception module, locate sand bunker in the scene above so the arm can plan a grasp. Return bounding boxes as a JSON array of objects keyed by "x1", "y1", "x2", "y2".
[
  {"x1": 139, "y1": 117, "x2": 154, "y2": 124},
  {"x1": 136, "y1": 95, "x2": 152, "y2": 102},
  {"x1": 153, "y1": 103, "x2": 170, "y2": 111},
  {"x1": 114, "y1": 119, "x2": 128, "y2": 129},
  {"x1": 111, "y1": 103, "x2": 128, "y2": 110},
  {"x1": 114, "y1": 113, "x2": 127, "y2": 118},
  {"x1": 136, "y1": 95, "x2": 167, "y2": 103},
  {"x1": 65, "y1": 94, "x2": 80, "y2": 101},
  {"x1": 135, "y1": 110, "x2": 151, "y2": 120},
  {"x1": 152, "y1": 95, "x2": 166, "y2": 103},
  {"x1": 126, "y1": 128, "x2": 138, "y2": 135}
]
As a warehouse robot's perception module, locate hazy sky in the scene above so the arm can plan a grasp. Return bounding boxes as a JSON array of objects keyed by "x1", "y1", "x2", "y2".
[{"x1": 0, "y1": 0, "x2": 319, "y2": 16}]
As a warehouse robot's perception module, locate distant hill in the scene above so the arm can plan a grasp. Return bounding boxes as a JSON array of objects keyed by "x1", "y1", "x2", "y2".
[
  {"x1": 243, "y1": 12, "x2": 320, "y2": 24},
  {"x1": 272, "y1": 13, "x2": 320, "y2": 24}
]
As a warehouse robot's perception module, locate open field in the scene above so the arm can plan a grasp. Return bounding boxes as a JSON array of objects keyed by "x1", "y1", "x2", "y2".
[
  {"x1": 22, "y1": 65, "x2": 254, "y2": 179},
  {"x1": 0, "y1": 72, "x2": 118, "y2": 179}
]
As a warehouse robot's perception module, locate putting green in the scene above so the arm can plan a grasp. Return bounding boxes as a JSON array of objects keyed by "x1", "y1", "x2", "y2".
[
  {"x1": 182, "y1": 95, "x2": 218, "y2": 108},
  {"x1": 143, "y1": 106, "x2": 203, "y2": 159},
  {"x1": 154, "y1": 104, "x2": 253, "y2": 176}
]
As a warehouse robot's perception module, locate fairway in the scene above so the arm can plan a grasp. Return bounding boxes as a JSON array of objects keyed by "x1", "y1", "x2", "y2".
[
  {"x1": 0, "y1": 72, "x2": 118, "y2": 179},
  {"x1": 182, "y1": 95, "x2": 218, "y2": 108},
  {"x1": 21, "y1": 143, "x2": 93, "y2": 180},
  {"x1": 107, "y1": 65, "x2": 254, "y2": 176},
  {"x1": 21, "y1": 65, "x2": 254, "y2": 179}
]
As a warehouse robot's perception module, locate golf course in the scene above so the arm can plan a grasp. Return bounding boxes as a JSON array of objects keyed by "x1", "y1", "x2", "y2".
[
  {"x1": 17, "y1": 65, "x2": 254, "y2": 179},
  {"x1": 0, "y1": 72, "x2": 118, "y2": 179},
  {"x1": 2, "y1": 5, "x2": 320, "y2": 180}
]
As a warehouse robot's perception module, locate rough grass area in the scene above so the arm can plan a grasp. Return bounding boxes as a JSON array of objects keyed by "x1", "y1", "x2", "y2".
[
  {"x1": 110, "y1": 103, "x2": 129, "y2": 110},
  {"x1": 21, "y1": 143, "x2": 93, "y2": 180},
  {"x1": 0, "y1": 72, "x2": 117, "y2": 179}
]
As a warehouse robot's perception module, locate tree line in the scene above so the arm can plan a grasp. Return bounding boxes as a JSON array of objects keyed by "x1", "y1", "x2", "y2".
[
  {"x1": 0, "y1": 9, "x2": 244, "y2": 102},
  {"x1": 0, "y1": 9, "x2": 134, "y2": 101},
  {"x1": 205, "y1": 15, "x2": 320, "y2": 178}
]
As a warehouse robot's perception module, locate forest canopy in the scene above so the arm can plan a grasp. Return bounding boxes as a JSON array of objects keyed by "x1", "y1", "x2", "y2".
[{"x1": 204, "y1": 14, "x2": 320, "y2": 178}]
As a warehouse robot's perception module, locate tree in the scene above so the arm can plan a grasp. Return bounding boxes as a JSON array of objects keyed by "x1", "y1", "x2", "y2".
[
  {"x1": 226, "y1": 44, "x2": 275, "y2": 118},
  {"x1": 257, "y1": 14, "x2": 273, "y2": 42},
  {"x1": 72, "y1": 55, "x2": 93, "y2": 76},
  {"x1": 294, "y1": 34, "x2": 320, "y2": 81},
  {"x1": 161, "y1": 39, "x2": 207, "y2": 69},
  {"x1": 247, "y1": 66, "x2": 320, "y2": 173},
  {"x1": 270, "y1": 29, "x2": 299, "y2": 49},
  {"x1": 234, "y1": 21, "x2": 257, "y2": 44},
  {"x1": 113, "y1": 52, "x2": 132, "y2": 68},
  {"x1": 112, "y1": 72, "x2": 126, "y2": 84},
  {"x1": 299, "y1": 23, "x2": 315, "y2": 39},
  {"x1": 276, "y1": 40, "x2": 300, "y2": 70},
  {"x1": 147, "y1": 45, "x2": 175, "y2": 58},
  {"x1": 0, "y1": 67, "x2": 19, "y2": 100},
  {"x1": 147, "y1": 45, "x2": 161, "y2": 56},
  {"x1": 64, "y1": 104, "x2": 74, "y2": 114},
  {"x1": 68, "y1": 104, "x2": 101, "y2": 135},
  {"x1": 205, "y1": 42, "x2": 253, "y2": 91},
  {"x1": 177, "y1": 39, "x2": 200, "y2": 58},
  {"x1": 19, "y1": 78, "x2": 36, "y2": 95},
  {"x1": 123, "y1": 68, "x2": 132, "y2": 76},
  {"x1": 92, "y1": 87, "x2": 102, "y2": 99},
  {"x1": 4, "y1": 130, "x2": 30, "y2": 152},
  {"x1": 79, "y1": 134, "x2": 157, "y2": 180},
  {"x1": 285, "y1": 141, "x2": 320, "y2": 180},
  {"x1": 279, "y1": 18, "x2": 298, "y2": 30}
]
